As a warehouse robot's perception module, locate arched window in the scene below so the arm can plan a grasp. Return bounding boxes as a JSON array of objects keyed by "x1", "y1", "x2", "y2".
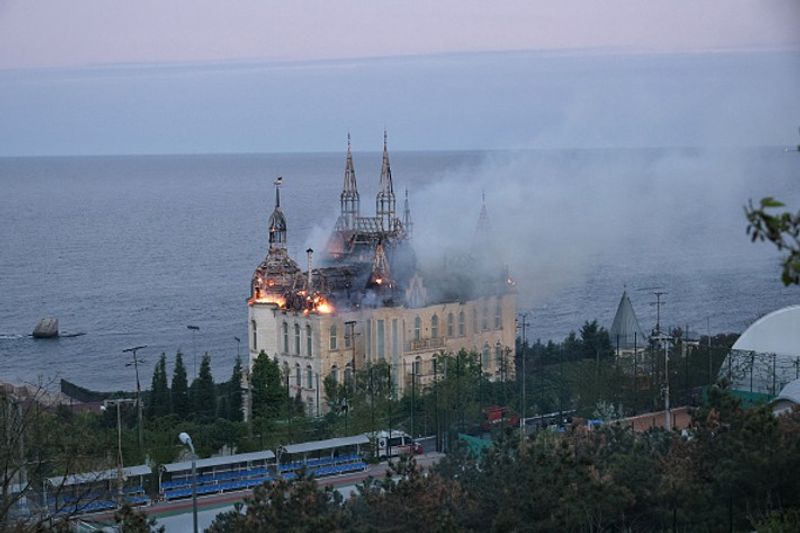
[
  {"x1": 458, "y1": 311, "x2": 465, "y2": 337},
  {"x1": 495, "y1": 342, "x2": 503, "y2": 370},
  {"x1": 306, "y1": 365, "x2": 313, "y2": 389},
  {"x1": 329, "y1": 325, "x2": 337, "y2": 350},
  {"x1": 481, "y1": 301, "x2": 489, "y2": 331},
  {"x1": 494, "y1": 299, "x2": 502, "y2": 329},
  {"x1": 330, "y1": 364, "x2": 339, "y2": 385},
  {"x1": 251, "y1": 320, "x2": 258, "y2": 351},
  {"x1": 344, "y1": 363, "x2": 353, "y2": 386},
  {"x1": 414, "y1": 316, "x2": 421, "y2": 341},
  {"x1": 282, "y1": 322, "x2": 289, "y2": 353},
  {"x1": 294, "y1": 323, "x2": 301, "y2": 355},
  {"x1": 447, "y1": 313, "x2": 454, "y2": 337},
  {"x1": 306, "y1": 325, "x2": 312, "y2": 357},
  {"x1": 482, "y1": 342, "x2": 490, "y2": 369},
  {"x1": 295, "y1": 363, "x2": 301, "y2": 388},
  {"x1": 413, "y1": 356, "x2": 422, "y2": 376},
  {"x1": 431, "y1": 315, "x2": 439, "y2": 339},
  {"x1": 282, "y1": 361, "x2": 290, "y2": 383}
]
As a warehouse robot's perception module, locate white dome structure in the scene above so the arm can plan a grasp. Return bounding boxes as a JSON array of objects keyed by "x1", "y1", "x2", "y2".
[
  {"x1": 731, "y1": 306, "x2": 800, "y2": 356},
  {"x1": 772, "y1": 378, "x2": 800, "y2": 416},
  {"x1": 720, "y1": 306, "x2": 800, "y2": 399}
]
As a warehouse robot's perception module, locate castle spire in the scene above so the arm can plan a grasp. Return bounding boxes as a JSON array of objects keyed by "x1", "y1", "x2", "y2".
[
  {"x1": 403, "y1": 188, "x2": 413, "y2": 238},
  {"x1": 267, "y1": 176, "x2": 287, "y2": 249},
  {"x1": 340, "y1": 133, "x2": 360, "y2": 229},
  {"x1": 367, "y1": 240, "x2": 393, "y2": 290},
  {"x1": 476, "y1": 190, "x2": 490, "y2": 235},
  {"x1": 376, "y1": 129, "x2": 396, "y2": 231}
]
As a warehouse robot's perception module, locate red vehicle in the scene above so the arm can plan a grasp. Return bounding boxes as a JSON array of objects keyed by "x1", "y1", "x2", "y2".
[{"x1": 480, "y1": 405, "x2": 520, "y2": 432}]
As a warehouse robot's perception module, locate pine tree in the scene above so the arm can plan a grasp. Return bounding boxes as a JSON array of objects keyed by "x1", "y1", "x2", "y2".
[
  {"x1": 147, "y1": 353, "x2": 170, "y2": 419},
  {"x1": 191, "y1": 352, "x2": 216, "y2": 420},
  {"x1": 251, "y1": 351, "x2": 286, "y2": 420},
  {"x1": 171, "y1": 352, "x2": 190, "y2": 419},
  {"x1": 228, "y1": 356, "x2": 244, "y2": 422}
]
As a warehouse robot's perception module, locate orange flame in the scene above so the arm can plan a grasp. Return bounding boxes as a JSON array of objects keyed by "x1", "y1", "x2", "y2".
[
  {"x1": 248, "y1": 294, "x2": 286, "y2": 307},
  {"x1": 316, "y1": 301, "x2": 334, "y2": 314}
]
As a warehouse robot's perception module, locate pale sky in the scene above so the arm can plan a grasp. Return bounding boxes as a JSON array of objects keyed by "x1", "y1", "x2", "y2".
[
  {"x1": 0, "y1": 1, "x2": 798, "y2": 155},
  {"x1": 1, "y1": 0, "x2": 798, "y2": 70}
]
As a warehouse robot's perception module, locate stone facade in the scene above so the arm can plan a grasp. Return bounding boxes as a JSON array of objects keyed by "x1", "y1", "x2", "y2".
[{"x1": 249, "y1": 290, "x2": 516, "y2": 415}]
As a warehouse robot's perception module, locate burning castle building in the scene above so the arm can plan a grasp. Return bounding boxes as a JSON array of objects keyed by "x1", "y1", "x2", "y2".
[{"x1": 248, "y1": 133, "x2": 517, "y2": 415}]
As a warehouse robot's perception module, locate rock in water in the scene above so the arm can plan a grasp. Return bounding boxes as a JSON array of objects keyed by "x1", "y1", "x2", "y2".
[{"x1": 33, "y1": 318, "x2": 59, "y2": 338}]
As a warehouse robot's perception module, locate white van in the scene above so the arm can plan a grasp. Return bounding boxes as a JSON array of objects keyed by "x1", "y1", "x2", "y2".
[{"x1": 373, "y1": 430, "x2": 422, "y2": 460}]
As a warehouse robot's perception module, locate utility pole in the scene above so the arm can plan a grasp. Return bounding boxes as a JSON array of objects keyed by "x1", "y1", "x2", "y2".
[
  {"x1": 656, "y1": 335, "x2": 672, "y2": 431},
  {"x1": 651, "y1": 291, "x2": 667, "y2": 336},
  {"x1": 633, "y1": 331, "x2": 639, "y2": 409},
  {"x1": 410, "y1": 359, "x2": 415, "y2": 437},
  {"x1": 123, "y1": 345, "x2": 147, "y2": 453},
  {"x1": 707, "y1": 317, "x2": 713, "y2": 385},
  {"x1": 103, "y1": 398, "x2": 135, "y2": 508},
  {"x1": 517, "y1": 313, "x2": 529, "y2": 442},
  {"x1": 433, "y1": 358, "x2": 439, "y2": 452},
  {"x1": 187, "y1": 325, "x2": 200, "y2": 378},
  {"x1": 387, "y1": 363, "x2": 393, "y2": 460}
]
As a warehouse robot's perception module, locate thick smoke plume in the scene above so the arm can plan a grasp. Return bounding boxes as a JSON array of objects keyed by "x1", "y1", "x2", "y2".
[{"x1": 409, "y1": 147, "x2": 798, "y2": 313}]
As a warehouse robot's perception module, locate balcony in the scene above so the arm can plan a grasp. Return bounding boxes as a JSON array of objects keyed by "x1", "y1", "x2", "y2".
[{"x1": 407, "y1": 337, "x2": 445, "y2": 352}]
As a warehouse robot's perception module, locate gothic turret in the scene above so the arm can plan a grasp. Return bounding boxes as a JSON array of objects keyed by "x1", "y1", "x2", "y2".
[
  {"x1": 268, "y1": 177, "x2": 287, "y2": 249},
  {"x1": 250, "y1": 177, "x2": 300, "y2": 306},
  {"x1": 367, "y1": 241, "x2": 393, "y2": 290},
  {"x1": 376, "y1": 130, "x2": 396, "y2": 231},
  {"x1": 403, "y1": 188, "x2": 413, "y2": 238},
  {"x1": 339, "y1": 133, "x2": 360, "y2": 230},
  {"x1": 475, "y1": 191, "x2": 491, "y2": 241}
]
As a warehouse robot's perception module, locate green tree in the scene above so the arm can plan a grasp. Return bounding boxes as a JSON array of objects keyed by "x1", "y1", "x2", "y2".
[
  {"x1": 171, "y1": 352, "x2": 190, "y2": 419},
  {"x1": 746, "y1": 196, "x2": 800, "y2": 285},
  {"x1": 192, "y1": 352, "x2": 216, "y2": 419},
  {"x1": 349, "y1": 455, "x2": 473, "y2": 532},
  {"x1": 207, "y1": 473, "x2": 348, "y2": 532},
  {"x1": 228, "y1": 356, "x2": 244, "y2": 422},
  {"x1": 251, "y1": 351, "x2": 286, "y2": 420},
  {"x1": 579, "y1": 320, "x2": 614, "y2": 360},
  {"x1": 113, "y1": 502, "x2": 165, "y2": 532},
  {"x1": 147, "y1": 354, "x2": 170, "y2": 419}
]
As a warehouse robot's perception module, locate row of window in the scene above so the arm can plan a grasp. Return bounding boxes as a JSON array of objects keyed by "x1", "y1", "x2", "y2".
[
  {"x1": 413, "y1": 302, "x2": 503, "y2": 341},
  {"x1": 283, "y1": 361, "x2": 317, "y2": 390},
  {"x1": 284, "y1": 341, "x2": 508, "y2": 392},
  {"x1": 252, "y1": 300, "x2": 504, "y2": 358}
]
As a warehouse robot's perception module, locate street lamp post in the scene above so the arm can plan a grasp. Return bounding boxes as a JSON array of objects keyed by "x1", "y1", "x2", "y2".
[
  {"x1": 178, "y1": 432, "x2": 198, "y2": 533},
  {"x1": 122, "y1": 345, "x2": 147, "y2": 452},
  {"x1": 187, "y1": 325, "x2": 200, "y2": 378},
  {"x1": 102, "y1": 398, "x2": 135, "y2": 508},
  {"x1": 655, "y1": 334, "x2": 672, "y2": 431}
]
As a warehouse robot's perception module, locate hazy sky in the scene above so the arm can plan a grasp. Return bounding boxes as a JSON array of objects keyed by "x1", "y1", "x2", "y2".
[{"x1": 0, "y1": 1, "x2": 798, "y2": 155}]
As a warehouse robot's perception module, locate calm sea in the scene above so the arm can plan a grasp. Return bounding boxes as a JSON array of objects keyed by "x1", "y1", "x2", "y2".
[{"x1": 0, "y1": 148, "x2": 797, "y2": 389}]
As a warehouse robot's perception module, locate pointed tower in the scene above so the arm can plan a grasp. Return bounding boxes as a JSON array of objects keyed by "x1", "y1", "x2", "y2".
[
  {"x1": 609, "y1": 289, "x2": 647, "y2": 351},
  {"x1": 403, "y1": 188, "x2": 413, "y2": 238},
  {"x1": 268, "y1": 177, "x2": 287, "y2": 249},
  {"x1": 339, "y1": 133, "x2": 360, "y2": 230},
  {"x1": 366, "y1": 241, "x2": 393, "y2": 289},
  {"x1": 376, "y1": 130, "x2": 396, "y2": 231},
  {"x1": 477, "y1": 191, "x2": 490, "y2": 233},
  {"x1": 251, "y1": 177, "x2": 300, "y2": 305}
]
